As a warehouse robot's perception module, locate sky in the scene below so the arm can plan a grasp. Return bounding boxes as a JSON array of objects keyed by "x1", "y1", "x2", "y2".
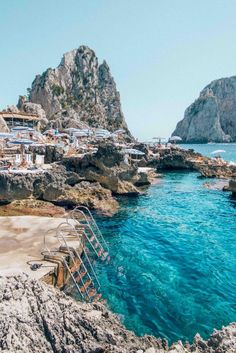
[{"x1": 1, "y1": 0, "x2": 236, "y2": 140}]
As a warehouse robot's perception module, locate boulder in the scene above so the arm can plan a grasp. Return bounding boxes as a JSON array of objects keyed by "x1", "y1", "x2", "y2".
[
  {"x1": 29, "y1": 144, "x2": 64, "y2": 163},
  {"x1": 0, "y1": 172, "x2": 35, "y2": 201},
  {"x1": 48, "y1": 181, "x2": 119, "y2": 216},
  {"x1": 62, "y1": 144, "x2": 142, "y2": 195}
]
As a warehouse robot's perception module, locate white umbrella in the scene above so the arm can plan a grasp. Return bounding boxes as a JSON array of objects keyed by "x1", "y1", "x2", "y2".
[
  {"x1": 64, "y1": 128, "x2": 81, "y2": 135},
  {"x1": 54, "y1": 133, "x2": 69, "y2": 138},
  {"x1": 9, "y1": 139, "x2": 34, "y2": 145},
  {"x1": 43, "y1": 129, "x2": 56, "y2": 135},
  {"x1": 169, "y1": 136, "x2": 182, "y2": 142},
  {"x1": 11, "y1": 126, "x2": 30, "y2": 132},
  {"x1": 96, "y1": 128, "x2": 110, "y2": 134},
  {"x1": 114, "y1": 129, "x2": 125, "y2": 134},
  {"x1": 0, "y1": 133, "x2": 14, "y2": 138},
  {"x1": 74, "y1": 131, "x2": 89, "y2": 137},
  {"x1": 122, "y1": 148, "x2": 145, "y2": 155},
  {"x1": 211, "y1": 149, "x2": 226, "y2": 154}
]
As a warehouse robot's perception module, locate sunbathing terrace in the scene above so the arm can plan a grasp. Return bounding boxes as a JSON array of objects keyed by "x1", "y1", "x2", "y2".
[{"x1": 0, "y1": 111, "x2": 42, "y2": 128}]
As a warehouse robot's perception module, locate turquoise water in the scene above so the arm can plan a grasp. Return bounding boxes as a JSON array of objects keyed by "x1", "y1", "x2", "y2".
[{"x1": 95, "y1": 144, "x2": 236, "y2": 343}]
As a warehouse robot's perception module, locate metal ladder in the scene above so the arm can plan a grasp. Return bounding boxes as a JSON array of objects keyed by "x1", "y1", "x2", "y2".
[
  {"x1": 68, "y1": 206, "x2": 110, "y2": 262},
  {"x1": 42, "y1": 222, "x2": 101, "y2": 302},
  {"x1": 56, "y1": 222, "x2": 101, "y2": 302}
]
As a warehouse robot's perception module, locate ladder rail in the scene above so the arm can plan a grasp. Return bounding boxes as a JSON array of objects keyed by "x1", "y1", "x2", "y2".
[
  {"x1": 42, "y1": 227, "x2": 86, "y2": 301},
  {"x1": 68, "y1": 212, "x2": 102, "y2": 257},
  {"x1": 56, "y1": 222, "x2": 94, "y2": 301},
  {"x1": 67, "y1": 220, "x2": 101, "y2": 290},
  {"x1": 69, "y1": 211, "x2": 110, "y2": 262},
  {"x1": 62, "y1": 256, "x2": 86, "y2": 301},
  {"x1": 70, "y1": 206, "x2": 109, "y2": 252},
  {"x1": 74, "y1": 207, "x2": 109, "y2": 249},
  {"x1": 66, "y1": 219, "x2": 101, "y2": 290},
  {"x1": 56, "y1": 224, "x2": 90, "y2": 298}
]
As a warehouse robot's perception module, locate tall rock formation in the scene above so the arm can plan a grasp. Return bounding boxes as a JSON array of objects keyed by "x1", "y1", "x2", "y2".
[
  {"x1": 172, "y1": 76, "x2": 236, "y2": 143},
  {"x1": 29, "y1": 46, "x2": 129, "y2": 133}
]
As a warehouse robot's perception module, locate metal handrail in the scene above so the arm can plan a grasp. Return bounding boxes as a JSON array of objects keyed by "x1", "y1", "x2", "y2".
[
  {"x1": 73, "y1": 206, "x2": 109, "y2": 250},
  {"x1": 70, "y1": 206, "x2": 109, "y2": 252},
  {"x1": 56, "y1": 222, "x2": 94, "y2": 301},
  {"x1": 67, "y1": 219, "x2": 101, "y2": 289}
]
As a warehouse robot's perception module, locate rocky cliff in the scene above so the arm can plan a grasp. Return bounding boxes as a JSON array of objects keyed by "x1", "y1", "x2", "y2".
[
  {"x1": 28, "y1": 46, "x2": 129, "y2": 133},
  {"x1": 1, "y1": 275, "x2": 236, "y2": 353},
  {"x1": 172, "y1": 76, "x2": 236, "y2": 142}
]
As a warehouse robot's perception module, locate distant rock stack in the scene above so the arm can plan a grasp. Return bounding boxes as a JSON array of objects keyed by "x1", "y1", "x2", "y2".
[
  {"x1": 28, "y1": 46, "x2": 130, "y2": 134},
  {"x1": 172, "y1": 76, "x2": 236, "y2": 143}
]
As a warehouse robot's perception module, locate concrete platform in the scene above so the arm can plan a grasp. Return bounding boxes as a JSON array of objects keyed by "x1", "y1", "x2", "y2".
[{"x1": 0, "y1": 216, "x2": 74, "y2": 280}]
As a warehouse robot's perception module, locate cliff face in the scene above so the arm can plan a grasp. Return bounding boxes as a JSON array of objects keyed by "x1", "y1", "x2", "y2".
[
  {"x1": 29, "y1": 46, "x2": 129, "y2": 133},
  {"x1": 172, "y1": 76, "x2": 236, "y2": 143}
]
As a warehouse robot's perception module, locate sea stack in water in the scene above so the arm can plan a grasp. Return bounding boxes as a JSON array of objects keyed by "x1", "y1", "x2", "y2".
[
  {"x1": 29, "y1": 46, "x2": 129, "y2": 133},
  {"x1": 172, "y1": 76, "x2": 236, "y2": 143}
]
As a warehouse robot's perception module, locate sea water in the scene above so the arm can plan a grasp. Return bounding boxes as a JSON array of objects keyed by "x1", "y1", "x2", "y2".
[{"x1": 94, "y1": 144, "x2": 236, "y2": 343}]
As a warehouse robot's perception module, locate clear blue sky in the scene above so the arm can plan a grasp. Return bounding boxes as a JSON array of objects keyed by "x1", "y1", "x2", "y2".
[{"x1": 1, "y1": 0, "x2": 236, "y2": 140}]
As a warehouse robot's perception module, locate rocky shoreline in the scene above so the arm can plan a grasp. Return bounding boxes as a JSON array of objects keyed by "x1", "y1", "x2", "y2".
[
  {"x1": 0, "y1": 275, "x2": 235, "y2": 353},
  {"x1": 0, "y1": 143, "x2": 234, "y2": 217}
]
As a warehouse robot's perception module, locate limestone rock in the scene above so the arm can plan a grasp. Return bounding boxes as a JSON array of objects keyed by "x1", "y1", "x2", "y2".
[
  {"x1": 29, "y1": 46, "x2": 130, "y2": 134},
  {"x1": 0, "y1": 116, "x2": 9, "y2": 133},
  {"x1": 0, "y1": 199, "x2": 65, "y2": 217},
  {"x1": 0, "y1": 275, "x2": 166, "y2": 353},
  {"x1": 44, "y1": 181, "x2": 119, "y2": 216},
  {"x1": 0, "y1": 276, "x2": 236, "y2": 353},
  {"x1": 29, "y1": 144, "x2": 64, "y2": 163},
  {"x1": 172, "y1": 76, "x2": 236, "y2": 142},
  {"x1": 62, "y1": 144, "x2": 142, "y2": 195}
]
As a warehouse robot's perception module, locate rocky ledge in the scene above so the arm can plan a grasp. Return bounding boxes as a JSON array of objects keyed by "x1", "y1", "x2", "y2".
[
  {"x1": 0, "y1": 144, "x2": 153, "y2": 216},
  {"x1": 0, "y1": 275, "x2": 236, "y2": 353},
  {"x1": 147, "y1": 147, "x2": 236, "y2": 178}
]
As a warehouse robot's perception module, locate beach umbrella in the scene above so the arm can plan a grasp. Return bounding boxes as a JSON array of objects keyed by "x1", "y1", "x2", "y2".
[
  {"x1": 114, "y1": 129, "x2": 125, "y2": 134},
  {"x1": 122, "y1": 148, "x2": 145, "y2": 155},
  {"x1": 96, "y1": 128, "x2": 110, "y2": 134},
  {"x1": 211, "y1": 149, "x2": 226, "y2": 155},
  {"x1": 9, "y1": 139, "x2": 34, "y2": 157},
  {"x1": 74, "y1": 131, "x2": 89, "y2": 137},
  {"x1": 11, "y1": 126, "x2": 30, "y2": 132},
  {"x1": 0, "y1": 133, "x2": 14, "y2": 139},
  {"x1": 54, "y1": 133, "x2": 69, "y2": 138},
  {"x1": 64, "y1": 128, "x2": 81, "y2": 135},
  {"x1": 169, "y1": 136, "x2": 182, "y2": 142},
  {"x1": 43, "y1": 129, "x2": 56, "y2": 135},
  {"x1": 9, "y1": 139, "x2": 34, "y2": 145}
]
